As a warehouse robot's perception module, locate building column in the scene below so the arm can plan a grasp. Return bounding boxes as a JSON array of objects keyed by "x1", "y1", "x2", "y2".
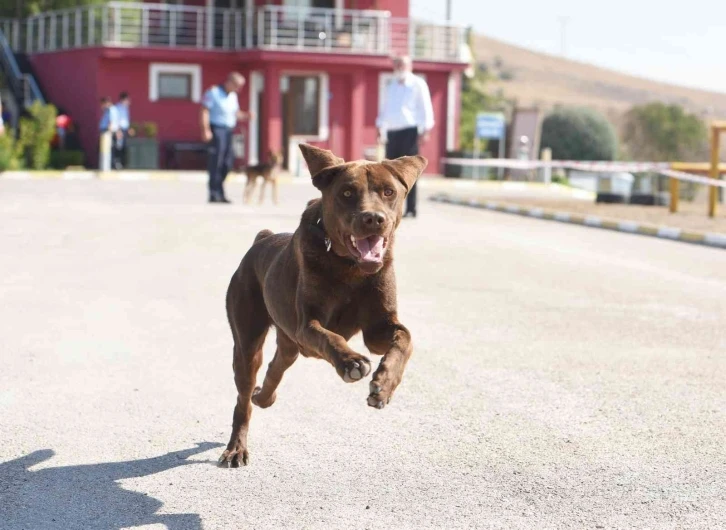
[
  {"x1": 261, "y1": 64, "x2": 282, "y2": 158},
  {"x1": 349, "y1": 70, "x2": 365, "y2": 161}
]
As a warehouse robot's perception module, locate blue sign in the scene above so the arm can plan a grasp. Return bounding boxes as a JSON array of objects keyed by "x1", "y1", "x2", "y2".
[{"x1": 476, "y1": 112, "x2": 505, "y2": 140}]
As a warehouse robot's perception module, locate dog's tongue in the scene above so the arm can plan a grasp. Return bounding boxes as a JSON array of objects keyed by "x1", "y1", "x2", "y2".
[{"x1": 356, "y1": 235, "x2": 384, "y2": 262}]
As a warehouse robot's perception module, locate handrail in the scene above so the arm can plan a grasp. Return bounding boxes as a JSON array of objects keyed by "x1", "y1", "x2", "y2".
[{"x1": 0, "y1": 27, "x2": 45, "y2": 107}]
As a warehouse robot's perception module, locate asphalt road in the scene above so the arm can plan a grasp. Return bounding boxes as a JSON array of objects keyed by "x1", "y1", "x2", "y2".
[{"x1": 1, "y1": 179, "x2": 725, "y2": 530}]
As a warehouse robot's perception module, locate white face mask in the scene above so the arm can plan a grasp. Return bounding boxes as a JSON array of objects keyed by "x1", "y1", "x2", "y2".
[{"x1": 395, "y1": 69, "x2": 407, "y2": 81}]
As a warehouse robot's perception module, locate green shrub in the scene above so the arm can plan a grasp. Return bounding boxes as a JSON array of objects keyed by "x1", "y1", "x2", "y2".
[
  {"x1": 622, "y1": 102, "x2": 707, "y2": 161},
  {"x1": 540, "y1": 107, "x2": 618, "y2": 161},
  {"x1": 18, "y1": 101, "x2": 58, "y2": 169},
  {"x1": 0, "y1": 130, "x2": 25, "y2": 170},
  {"x1": 50, "y1": 150, "x2": 85, "y2": 169}
]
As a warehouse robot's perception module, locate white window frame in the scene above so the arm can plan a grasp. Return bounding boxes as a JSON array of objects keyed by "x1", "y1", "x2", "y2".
[
  {"x1": 446, "y1": 72, "x2": 457, "y2": 151},
  {"x1": 149, "y1": 63, "x2": 202, "y2": 103},
  {"x1": 281, "y1": 71, "x2": 329, "y2": 141},
  {"x1": 248, "y1": 70, "x2": 263, "y2": 165}
]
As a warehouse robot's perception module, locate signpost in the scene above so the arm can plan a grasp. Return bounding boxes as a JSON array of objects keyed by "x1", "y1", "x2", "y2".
[{"x1": 475, "y1": 112, "x2": 506, "y2": 179}]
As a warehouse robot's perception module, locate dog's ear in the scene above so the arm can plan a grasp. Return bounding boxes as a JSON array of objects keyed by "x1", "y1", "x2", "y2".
[
  {"x1": 382, "y1": 155, "x2": 428, "y2": 194},
  {"x1": 299, "y1": 144, "x2": 344, "y2": 181}
]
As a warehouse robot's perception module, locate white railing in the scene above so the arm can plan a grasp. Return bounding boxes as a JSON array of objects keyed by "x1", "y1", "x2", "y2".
[
  {"x1": 5, "y1": 3, "x2": 466, "y2": 62},
  {"x1": 388, "y1": 17, "x2": 465, "y2": 62},
  {"x1": 257, "y1": 5, "x2": 389, "y2": 55}
]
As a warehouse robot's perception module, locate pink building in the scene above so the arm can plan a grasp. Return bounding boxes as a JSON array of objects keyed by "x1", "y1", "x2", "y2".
[{"x1": 1, "y1": 0, "x2": 467, "y2": 172}]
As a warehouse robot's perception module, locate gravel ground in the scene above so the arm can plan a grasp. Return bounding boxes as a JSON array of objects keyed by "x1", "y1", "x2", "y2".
[{"x1": 1, "y1": 179, "x2": 725, "y2": 530}]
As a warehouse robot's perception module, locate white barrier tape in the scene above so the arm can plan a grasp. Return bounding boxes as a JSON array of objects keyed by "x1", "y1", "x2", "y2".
[
  {"x1": 442, "y1": 158, "x2": 726, "y2": 188},
  {"x1": 442, "y1": 158, "x2": 671, "y2": 172},
  {"x1": 661, "y1": 169, "x2": 726, "y2": 189}
]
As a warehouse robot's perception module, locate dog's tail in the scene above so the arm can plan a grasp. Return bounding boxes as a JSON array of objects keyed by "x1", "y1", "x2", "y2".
[{"x1": 254, "y1": 229, "x2": 274, "y2": 244}]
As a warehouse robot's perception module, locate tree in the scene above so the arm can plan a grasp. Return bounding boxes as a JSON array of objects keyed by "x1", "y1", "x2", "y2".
[
  {"x1": 1, "y1": 0, "x2": 106, "y2": 18},
  {"x1": 621, "y1": 102, "x2": 707, "y2": 162},
  {"x1": 458, "y1": 31, "x2": 508, "y2": 152},
  {"x1": 540, "y1": 106, "x2": 618, "y2": 161}
]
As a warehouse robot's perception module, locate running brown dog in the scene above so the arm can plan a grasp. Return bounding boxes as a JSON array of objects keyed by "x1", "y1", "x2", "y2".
[
  {"x1": 243, "y1": 151, "x2": 282, "y2": 205},
  {"x1": 219, "y1": 143, "x2": 427, "y2": 467}
]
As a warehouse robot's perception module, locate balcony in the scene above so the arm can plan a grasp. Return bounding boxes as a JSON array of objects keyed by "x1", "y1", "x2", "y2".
[{"x1": 0, "y1": 2, "x2": 467, "y2": 63}]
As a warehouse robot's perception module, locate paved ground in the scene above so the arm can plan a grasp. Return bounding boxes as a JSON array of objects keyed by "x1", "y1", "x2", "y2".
[{"x1": 1, "y1": 179, "x2": 725, "y2": 530}]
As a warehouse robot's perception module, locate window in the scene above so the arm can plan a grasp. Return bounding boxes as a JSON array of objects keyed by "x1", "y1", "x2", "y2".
[
  {"x1": 158, "y1": 73, "x2": 191, "y2": 100},
  {"x1": 289, "y1": 76, "x2": 320, "y2": 136},
  {"x1": 149, "y1": 63, "x2": 202, "y2": 103},
  {"x1": 281, "y1": 73, "x2": 329, "y2": 140}
]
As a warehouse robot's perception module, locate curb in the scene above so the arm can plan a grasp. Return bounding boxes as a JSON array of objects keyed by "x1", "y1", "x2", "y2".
[{"x1": 430, "y1": 193, "x2": 726, "y2": 250}]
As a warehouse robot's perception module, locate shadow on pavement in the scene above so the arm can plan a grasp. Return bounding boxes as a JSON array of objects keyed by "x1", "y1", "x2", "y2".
[{"x1": 0, "y1": 442, "x2": 222, "y2": 530}]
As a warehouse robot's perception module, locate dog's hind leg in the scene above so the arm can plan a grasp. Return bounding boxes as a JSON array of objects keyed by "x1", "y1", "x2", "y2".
[
  {"x1": 272, "y1": 179, "x2": 279, "y2": 205},
  {"x1": 258, "y1": 179, "x2": 267, "y2": 205},
  {"x1": 251, "y1": 329, "x2": 298, "y2": 408},
  {"x1": 243, "y1": 177, "x2": 254, "y2": 204},
  {"x1": 219, "y1": 278, "x2": 270, "y2": 467}
]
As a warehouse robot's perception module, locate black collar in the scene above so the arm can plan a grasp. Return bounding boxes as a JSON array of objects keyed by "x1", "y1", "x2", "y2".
[{"x1": 310, "y1": 218, "x2": 332, "y2": 252}]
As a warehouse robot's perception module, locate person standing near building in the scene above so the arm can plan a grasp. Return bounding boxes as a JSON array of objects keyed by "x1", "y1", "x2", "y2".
[
  {"x1": 98, "y1": 96, "x2": 119, "y2": 171},
  {"x1": 376, "y1": 55, "x2": 434, "y2": 218},
  {"x1": 113, "y1": 92, "x2": 133, "y2": 169},
  {"x1": 200, "y1": 72, "x2": 252, "y2": 204}
]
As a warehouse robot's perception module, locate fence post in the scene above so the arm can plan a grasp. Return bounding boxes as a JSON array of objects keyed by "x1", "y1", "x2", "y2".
[
  {"x1": 669, "y1": 176, "x2": 679, "y2": 213},
  {"x1": 245, "y1": 5, "x2": 253, "y2": 48},
  {"x1": 708, "y1": 125, "x2": 721, "y2": 218},
  {"x1": 408, "y1": 19, "x2": 415, "y2": 59},
  {"x1": 12, "y1": 19, "x2": 19, "y2": 49},
  {"x1": 26, "y1": 19, "x2": 32, "y2": 52},
  {"x1": 99, "y1": 132, "x2": 112, "y2": 172},
  {"x1": 142, "y1": 7, "x2": 149, "y2": 47}
]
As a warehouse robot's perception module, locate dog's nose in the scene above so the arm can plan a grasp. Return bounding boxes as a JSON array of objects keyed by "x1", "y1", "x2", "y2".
[{"x1": 362, "y1": 211, "x2": 386, "y2": 226}]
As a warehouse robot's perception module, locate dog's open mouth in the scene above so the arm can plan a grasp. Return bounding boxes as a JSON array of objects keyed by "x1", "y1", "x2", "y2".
[{"x1": 345, "y1": 234, "x2": 388, "y2": 263}]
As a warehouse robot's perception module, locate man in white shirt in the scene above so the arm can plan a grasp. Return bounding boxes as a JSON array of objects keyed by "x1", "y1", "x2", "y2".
[{"x1": 376, "y1": 56, "x2": 434, "y2": 218}]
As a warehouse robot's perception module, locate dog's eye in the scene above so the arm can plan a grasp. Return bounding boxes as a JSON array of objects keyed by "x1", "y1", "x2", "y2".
[
  {"x1": 342, "y1": 190, "x2": 353, "y2": 198},
  {"x1": 383, "y1": 188, "x2": 395, "y2": 197}
]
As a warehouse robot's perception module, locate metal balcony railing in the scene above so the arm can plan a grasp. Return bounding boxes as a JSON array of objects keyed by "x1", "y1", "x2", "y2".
[
  {"x1": 0, "y1": 2, "x2": 467, "y2": 63},
  {"x1": 0, "y1": 26, "x2": 44, "y2": 109}
]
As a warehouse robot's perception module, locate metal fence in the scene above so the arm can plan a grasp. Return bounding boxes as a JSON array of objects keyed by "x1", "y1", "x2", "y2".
[{"x1": 2, "y1": 2, "x2": 466, "y2": 62}]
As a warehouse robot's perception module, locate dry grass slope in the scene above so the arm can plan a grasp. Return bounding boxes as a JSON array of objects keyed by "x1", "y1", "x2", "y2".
[{"x1": 474, "y1": 34, "x2": 726, "y2": 123}]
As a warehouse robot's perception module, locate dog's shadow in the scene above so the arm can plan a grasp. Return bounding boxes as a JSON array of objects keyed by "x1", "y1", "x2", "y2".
[{"x1": 0, "y1": 441, "x2": 222, "y2": 530}]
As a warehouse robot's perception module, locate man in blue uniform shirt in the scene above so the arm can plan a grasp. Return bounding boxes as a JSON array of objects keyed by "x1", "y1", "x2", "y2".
[{"x1": 200, "y1": 72, "x2": 252, "y2": 203}]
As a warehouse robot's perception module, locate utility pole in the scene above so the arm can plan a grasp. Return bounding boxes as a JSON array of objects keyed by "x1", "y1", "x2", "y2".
[
  {"x1": 559, "y1": 16, "x2": 569, "y2": 57},
  {"x1": 446, "y1": 0, "x2": 452, "y2": 21}
]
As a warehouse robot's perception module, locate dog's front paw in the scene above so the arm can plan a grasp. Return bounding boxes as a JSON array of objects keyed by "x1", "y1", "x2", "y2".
[
  {"x1": 218, "y1": 444, "x2": 249, "y2": 468},
  {"x1": 366, "y1": 369, "x2": 401, "y2": 410},
  {"x1": 340, "y1": 356, "x2": 371, "y2": 383}
]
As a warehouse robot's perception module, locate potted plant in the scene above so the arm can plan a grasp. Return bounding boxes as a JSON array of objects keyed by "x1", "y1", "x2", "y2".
[{"x1": 126, "y1": 121, "x2": 159, "y2": 169}]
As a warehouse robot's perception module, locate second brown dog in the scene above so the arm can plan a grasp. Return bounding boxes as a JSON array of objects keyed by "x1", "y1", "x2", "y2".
[{"x1": 243, "y1": 151, "x2": 282, "y2": 205}]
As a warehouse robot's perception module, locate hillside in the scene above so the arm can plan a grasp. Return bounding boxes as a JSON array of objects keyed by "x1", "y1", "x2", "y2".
[{"x1": 474, "y1": 34, "x2": 726, "y2": 122}]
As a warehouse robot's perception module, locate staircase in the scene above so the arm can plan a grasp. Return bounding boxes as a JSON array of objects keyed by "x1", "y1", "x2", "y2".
[{"x1": 0, "y1": 26, "x2": 44, "y2": 119}]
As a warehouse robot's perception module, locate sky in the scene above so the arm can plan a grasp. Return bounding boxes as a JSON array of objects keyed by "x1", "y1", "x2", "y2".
[{"x1": 410, "y1": 0, "x2": 726, "y2": 94}]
